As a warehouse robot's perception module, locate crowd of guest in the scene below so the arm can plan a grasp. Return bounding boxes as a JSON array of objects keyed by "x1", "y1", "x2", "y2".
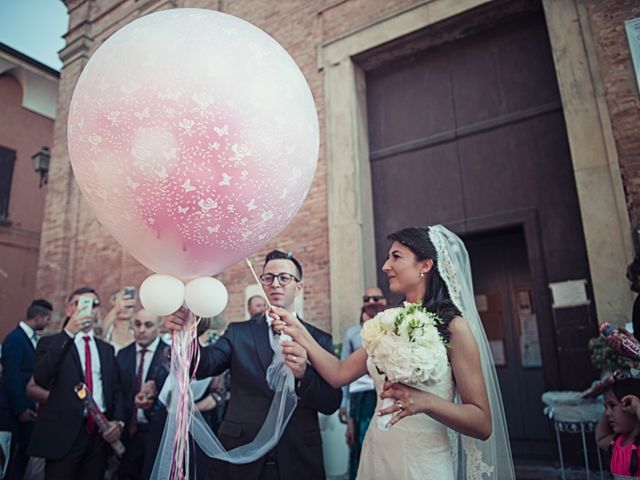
[
  {"x1": 0, "y1": 249, "x2": 389, "y2": 480},
  {"x1": 0, "y1": 285, "x2": 250, "y2": 480}
]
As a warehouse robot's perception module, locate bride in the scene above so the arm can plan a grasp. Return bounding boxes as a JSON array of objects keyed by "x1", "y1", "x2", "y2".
[{"x1": 272, "y1": 225, "x2": 514, "y2": 479}]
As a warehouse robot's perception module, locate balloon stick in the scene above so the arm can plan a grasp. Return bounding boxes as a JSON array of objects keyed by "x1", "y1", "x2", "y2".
[{"x1": 245, "y1": 258, "x2": 272, "y2": 309}]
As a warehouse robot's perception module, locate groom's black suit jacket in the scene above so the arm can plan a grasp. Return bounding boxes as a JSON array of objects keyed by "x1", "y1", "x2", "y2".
[{"x1": 199, "y1": 314, "x2": 341, "y2": 480}]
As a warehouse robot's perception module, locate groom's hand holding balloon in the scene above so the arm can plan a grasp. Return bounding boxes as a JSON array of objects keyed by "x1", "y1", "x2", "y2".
[
  {"x1": 164, "y1": 306, "x2": 188, "y2": 332},
  {"x1": 269, "y1": 307, "x2": 310, "y2": 379},
  {"x1": 269, "y1": 307, "x2": 309, "y2": 346}
]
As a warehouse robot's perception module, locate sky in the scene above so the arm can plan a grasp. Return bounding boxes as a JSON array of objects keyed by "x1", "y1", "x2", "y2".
[{"x1": 0, "y1": 0, "x2": 69, "y2": 71}]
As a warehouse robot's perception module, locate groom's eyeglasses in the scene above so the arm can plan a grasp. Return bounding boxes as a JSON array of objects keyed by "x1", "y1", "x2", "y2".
[
  {"x1": 363, "y1": 295, "x2": 384, "y2": 303},
  {"x1": 259, "y1": 273, "x2": 300, "y2": 286}
]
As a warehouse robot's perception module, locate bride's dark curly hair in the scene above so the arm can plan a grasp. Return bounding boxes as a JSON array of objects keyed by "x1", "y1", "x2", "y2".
[{"x1": 387, "y1": 226, "x2": 461, "y2": 343}]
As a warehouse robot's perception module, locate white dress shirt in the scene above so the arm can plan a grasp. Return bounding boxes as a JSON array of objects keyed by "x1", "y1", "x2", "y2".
[
  {"x1": 19, "y1": 322, "x2": 37, "y2": 349},
  {"x1": 74, "y1": 331, "x2": 106, "y2": 413}
]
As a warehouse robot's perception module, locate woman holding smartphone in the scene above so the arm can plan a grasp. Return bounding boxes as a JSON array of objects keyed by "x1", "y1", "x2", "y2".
[{"x1": 102, "y1": 287, "x2": 136, "y2": 353}]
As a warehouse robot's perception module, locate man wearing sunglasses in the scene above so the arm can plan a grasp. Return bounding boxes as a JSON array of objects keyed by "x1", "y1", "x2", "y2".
[
  {"x1": 166, "y1": 250, "x2": 341, "y2": 480},
  {"x1": 340, "y1": 287, "x2": 387, "y2": 480},
  {"x1": 28, "y1": 287, "x2": 125, "y2": 480}
]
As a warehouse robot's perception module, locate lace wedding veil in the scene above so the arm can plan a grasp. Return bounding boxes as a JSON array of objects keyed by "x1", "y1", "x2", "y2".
[{"x1": 428, "y1": 225, "x2": 515, "y2": 480}]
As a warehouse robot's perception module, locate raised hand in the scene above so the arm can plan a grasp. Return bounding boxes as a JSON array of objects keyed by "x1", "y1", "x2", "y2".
[
  {"x1": 621, "y1": 394, "x2": 640, "y2": 418},
  {"x1": 114, "y1": 294, "x2": 136, "y2": 320},
  {"x1": 164, "y1": 305, "x2": 188, "y2": 332},
  {"x1": 65, "y1": 311, "x2": 93, "y2": 336},
  {"x1": 269, "y1": 306, "x2": 310, "y2": 348}
]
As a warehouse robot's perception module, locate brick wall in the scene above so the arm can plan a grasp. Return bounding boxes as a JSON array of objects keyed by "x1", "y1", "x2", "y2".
[
  {"x1": 584, "y1": 0, "x2": 640, "y2": 239},
  {"x1": 38, "y1": 0, "x2": 640, "y2": 333},
  {"x1": 0, "y1": 73, "x2": 54, "y2": 337}
]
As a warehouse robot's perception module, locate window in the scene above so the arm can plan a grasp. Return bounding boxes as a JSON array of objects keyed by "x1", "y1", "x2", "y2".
[{"x1": 0, "y1": 146, "x2": 16, "y2": 222}]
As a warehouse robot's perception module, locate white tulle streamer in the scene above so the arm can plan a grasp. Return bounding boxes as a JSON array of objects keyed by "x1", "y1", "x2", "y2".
[{"x1": 150, "y1": 313, "x2": 297, "y2": 480}]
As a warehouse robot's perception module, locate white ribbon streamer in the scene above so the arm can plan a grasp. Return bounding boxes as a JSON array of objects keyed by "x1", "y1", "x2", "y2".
[{"x1": 151, "y1": 322, "x2": 297, "y2": 479}]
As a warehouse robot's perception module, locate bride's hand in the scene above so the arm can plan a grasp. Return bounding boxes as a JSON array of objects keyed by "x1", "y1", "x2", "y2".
[
  {"x1": 269, "y1": 306, "x2": 310, "y2": 347},
  {"x1": 379, "y1": 380, "x2": 431, "y2": 427}
]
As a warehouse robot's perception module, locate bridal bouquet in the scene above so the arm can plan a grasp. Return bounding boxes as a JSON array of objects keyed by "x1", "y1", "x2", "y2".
[
  {"x1": 362, "y1": 302, "x2": 449, "y2": 384},
  {"x1": 361, "y1": 302, "x2": 449, "y2": 429}
]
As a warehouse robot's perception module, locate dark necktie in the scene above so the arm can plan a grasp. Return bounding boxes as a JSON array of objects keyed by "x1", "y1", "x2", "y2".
[
  {"x1": 83, "y1": 336, "x2": 94, "y2": 433},
  {"x1": 129, "y1": 347, "x2": 147, "y2": 436}
]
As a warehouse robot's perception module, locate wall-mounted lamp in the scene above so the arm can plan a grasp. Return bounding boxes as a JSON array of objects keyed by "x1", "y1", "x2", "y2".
[{"x1": 32, "y1": 147, "x2": 50, "y2": 188}]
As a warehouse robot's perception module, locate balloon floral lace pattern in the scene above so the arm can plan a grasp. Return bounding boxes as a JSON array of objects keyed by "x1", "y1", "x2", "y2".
[{"x1": 67, "y1": 9, "x2": 319, "y2": 278}]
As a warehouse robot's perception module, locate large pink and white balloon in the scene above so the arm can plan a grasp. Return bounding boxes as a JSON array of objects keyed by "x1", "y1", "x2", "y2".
[{"x1": 68, "y1": 9, "x2": 318, "y2": 314}]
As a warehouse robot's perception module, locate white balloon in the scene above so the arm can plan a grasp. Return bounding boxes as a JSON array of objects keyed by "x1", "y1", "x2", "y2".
[
  {"x1": 139, "y1": 274, "x2": 185, "y2": 316},
  {"x1": 184, "y1": 277, "x2": 228, "y2": 318}
]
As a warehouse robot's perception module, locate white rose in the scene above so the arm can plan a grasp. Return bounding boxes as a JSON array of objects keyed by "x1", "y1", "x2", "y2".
[
  {"x1": 414, "y1": 324, "x2": 441, "y2": 348},
  {"x1": 410, "y1": 342, "x2": 448, "y2": 384},
  {"x1": 372, "y1": 335, "x2": 448, "y2": 384},
  {"x1": 371, "y1": 336, "x2": 410, "y2": 381},
  {"x1": 378, "y1": 308, "x2": 399, "y2": 332},
  {"x1": 361, "y1": 317, "x2": 383, "y2": 350}
]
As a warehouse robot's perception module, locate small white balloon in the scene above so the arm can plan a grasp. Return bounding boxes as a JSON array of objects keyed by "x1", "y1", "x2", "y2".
[
  {"x1": 184, "y1": 277, "x2": 228, "y2": 318},
  {"x1": 139, "y1": 274, "x2": 185, "y2": 316}
]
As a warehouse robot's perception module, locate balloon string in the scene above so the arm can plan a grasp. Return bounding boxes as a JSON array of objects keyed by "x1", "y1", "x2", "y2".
[
  {"x1": 245, "y1": 258, "x2": 272, "y2": 309},
  {"x1": 170, "y1": 311, "x2": 201, "y2": 480}
]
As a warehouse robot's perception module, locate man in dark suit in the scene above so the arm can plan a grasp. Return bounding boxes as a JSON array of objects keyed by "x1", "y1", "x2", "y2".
[
  {"x1": 0, "y1": 299, "x2": 52, "y2": 478},
  {"x1": 166, "y1": 250, "x2": 342, "y2": 480},
  {"x1": 28, "y1": 287, "x2": 125, "y2": 480},
  {"x1": 116, "y1": 308, "x2": 169, "y2": 480}
]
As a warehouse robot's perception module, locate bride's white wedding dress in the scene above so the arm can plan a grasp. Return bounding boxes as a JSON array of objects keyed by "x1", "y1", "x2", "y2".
[{"x1": 357, "y1": 357, "x2": 456, "y2": 479}]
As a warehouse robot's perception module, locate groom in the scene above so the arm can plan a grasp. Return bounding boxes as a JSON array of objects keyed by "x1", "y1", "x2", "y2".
[{"x1": 166, "y1": 250, "x2": 341, "y2": 480}]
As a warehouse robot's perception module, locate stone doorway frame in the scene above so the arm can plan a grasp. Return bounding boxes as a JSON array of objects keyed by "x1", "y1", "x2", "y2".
[{"x1": 320, "y1": 0, "x2": 633, "y2": 338}]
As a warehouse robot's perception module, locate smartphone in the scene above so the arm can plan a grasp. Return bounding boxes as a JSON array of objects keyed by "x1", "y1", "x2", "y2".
[
  {"x1": 122, "y1": 286, "x2": 136, "y2": 301},
  {"x1": 76, "y1": 295, "x2": 95, "y2": 319}
]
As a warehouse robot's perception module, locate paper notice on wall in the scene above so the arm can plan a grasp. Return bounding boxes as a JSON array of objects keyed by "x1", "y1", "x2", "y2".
[
  {"x1": 549, "y1": 279, "x2": 589, "y2": 308},
  {"x1": 475, "y1": 294, "x2": 489, "y2": 312},
  {"x1": 520, "y1": 313, "x2": 542, "y2": 367},
  {"x1": 489, "y1": 340, "x2": 506, "y2": 366},
  {"x1": 520, "y1": 313, "x2": 538, "y2": 335},
  {"x1": 516, "y1": 289, "x2": 533, "y2": 314},
  {"x1": 520, "y1": 335, "x2": 542, "y2": 368}
]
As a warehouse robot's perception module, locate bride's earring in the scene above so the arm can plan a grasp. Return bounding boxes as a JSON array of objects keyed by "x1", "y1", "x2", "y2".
[{"x1": 419, "y1": 272, "x2": 425, "y2": 278}]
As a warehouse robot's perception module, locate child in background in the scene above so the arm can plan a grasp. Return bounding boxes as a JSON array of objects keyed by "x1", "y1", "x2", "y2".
[{"x1": 596, "y1": 378, "x2": 640, "y2": 479}]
